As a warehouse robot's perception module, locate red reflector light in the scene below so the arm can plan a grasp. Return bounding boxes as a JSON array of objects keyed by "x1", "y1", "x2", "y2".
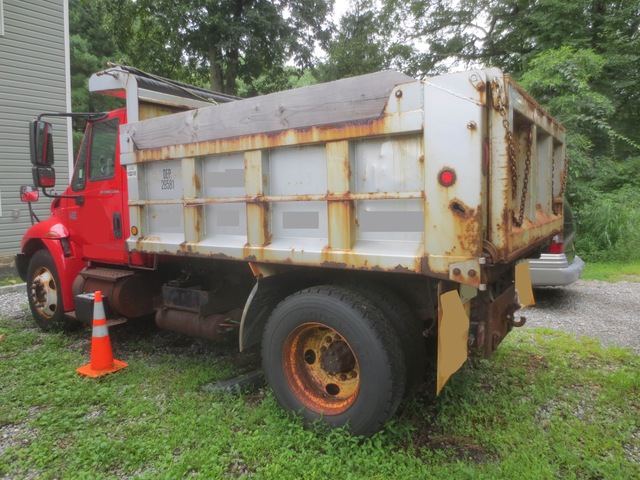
[
  {"x1": 548, "y1": 241, "x2": 564, "y2": 254},
  {"x1": 439, "y1": 168, "x2": 456, "y2": 186}
]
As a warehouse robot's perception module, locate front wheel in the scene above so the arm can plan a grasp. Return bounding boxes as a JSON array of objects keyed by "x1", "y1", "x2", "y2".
[
  {"x1": 262, "y1": 285, "x2": 406, "y2": 437},
  {"x1": 26, "y1": 250, "x2": 66, "y2": 331}
]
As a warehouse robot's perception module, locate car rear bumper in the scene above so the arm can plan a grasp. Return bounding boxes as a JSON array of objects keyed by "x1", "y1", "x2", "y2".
[{"x1": 529, "y1": 254, "x2": 585, "y2": 287}]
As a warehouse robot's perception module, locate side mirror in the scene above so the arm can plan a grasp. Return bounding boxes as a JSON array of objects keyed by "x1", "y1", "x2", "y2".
[
  {"x1": 20, "y1": 185, "x2": 40, "y2": 203},
  {"x1": 29, "y1": 120, "x2": 55, "y2": 166},
  {"x1": 32, "y1": 166, "x2": 56, "y2": 189}
]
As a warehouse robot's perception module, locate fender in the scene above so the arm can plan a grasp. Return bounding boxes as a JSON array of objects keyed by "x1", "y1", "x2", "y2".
[
  {"x1": 20, "y1": 216, "x2": 70, "y2": 245},
  {"x1": 239, "y1": 268, "x2": 315, "y2": 351},
  {"x1": 20, "y1": 218, "x2": 87, "y2": 312}
]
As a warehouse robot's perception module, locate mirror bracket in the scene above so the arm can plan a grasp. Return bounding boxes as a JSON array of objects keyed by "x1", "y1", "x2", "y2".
[{"x1": 41, "y1": 189, "x2": 84, "y2": 206}]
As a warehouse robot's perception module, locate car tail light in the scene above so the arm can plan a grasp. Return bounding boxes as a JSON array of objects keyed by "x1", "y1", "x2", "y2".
[{"x1": 548, "y1": 234, "x2": 564, "y2": 254}]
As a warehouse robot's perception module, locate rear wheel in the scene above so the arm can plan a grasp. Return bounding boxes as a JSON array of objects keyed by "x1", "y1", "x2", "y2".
[
  {"x1": 332, "y1": 281, "x2": 428, "y2": 401},
  {"x1": 27, "y1": 250, "x2": 66, "y2": 331},
  {"x1": 262, "y1": 285, "x2": 406, "y2": 437}
]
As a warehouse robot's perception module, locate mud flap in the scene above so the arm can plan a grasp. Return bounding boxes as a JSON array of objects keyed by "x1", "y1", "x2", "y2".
[
  {"x1": 515, "y1": 260, "x2": 535, "y2": 308},
  {"x1": 437, "y1": 290, "x2": 470, "y2": 395}
]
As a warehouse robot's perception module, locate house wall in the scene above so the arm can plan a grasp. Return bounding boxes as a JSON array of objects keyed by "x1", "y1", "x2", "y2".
[{"x1": 0, "y1": 0, "x2": 71, "y2": 262}]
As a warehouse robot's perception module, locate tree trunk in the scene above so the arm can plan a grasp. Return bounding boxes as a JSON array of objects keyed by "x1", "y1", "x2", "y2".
[{"x1": 209, "y1": 44, "x2": 224, "y2": 93}]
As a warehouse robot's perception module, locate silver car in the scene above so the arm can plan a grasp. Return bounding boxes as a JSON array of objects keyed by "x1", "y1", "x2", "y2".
[{"x1": 530, "y1": 201, "x2": 585, "y2": 286}]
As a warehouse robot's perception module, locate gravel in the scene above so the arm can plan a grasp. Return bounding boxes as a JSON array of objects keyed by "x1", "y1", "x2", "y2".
[
  {"x1": 522, "y1": 280, "x2": 640, "y2": 354},
  {"x1": 0, "y1": 291, "x2": 29, "y2": 321},
  {"x1": 1, "y1": 280, "x2": 639, "y2": 353}
]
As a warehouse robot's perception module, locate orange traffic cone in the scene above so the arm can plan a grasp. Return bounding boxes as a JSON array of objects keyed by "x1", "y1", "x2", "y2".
[{"x1": 77, "y1": 291, "x2": 127, "y2": 377}]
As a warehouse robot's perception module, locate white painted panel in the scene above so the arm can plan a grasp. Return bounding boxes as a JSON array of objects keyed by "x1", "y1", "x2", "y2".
[
  {"x1": 202, "y1": 153, "x2": 246, "y2": 198},
  {"x1": 204, "y1": 203, "x2": 247, "y2": 237},
  {"x1": 145, "y1": 160, "x2": 183, "y2": 200},
  {"x1": 357, "y1": 199, "x2": 424, "y2": 242},
  {"x1": 354, "y1": 136, "x2": 423, "y2": 193},
  {"x1": 272, "y1": 201, "x2": 327, "y2": 240},
  {"x1": 269, "y1": 145, "x2": 326, "y2": 195}
]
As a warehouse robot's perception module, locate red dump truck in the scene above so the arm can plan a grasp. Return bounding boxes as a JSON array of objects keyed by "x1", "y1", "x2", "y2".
[{"x1": 17, "y1": 65, "x2": 566, "y2": 436}]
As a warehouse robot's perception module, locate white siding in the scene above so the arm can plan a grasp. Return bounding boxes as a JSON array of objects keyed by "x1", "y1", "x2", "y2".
[{"x1": 0, "y1": 0, "x2": 70, "y2": 258}]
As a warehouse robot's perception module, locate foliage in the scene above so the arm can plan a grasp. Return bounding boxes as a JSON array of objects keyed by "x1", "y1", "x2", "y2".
[
  {"x1": 105, "y1": 0, "x2": 334, "y2": 95},
  {"x1": 69, "y1": 0, "x2": 124, "y2": 153},
  {"x1": 503, "y1": 47, "x2": 640, "y2": 263},
  {"x1": 1, "y1": 311, "x2": 638, "y2": 478},
  {"x1": 316, "y1": 0, "x2": 415, "y2": 82}
]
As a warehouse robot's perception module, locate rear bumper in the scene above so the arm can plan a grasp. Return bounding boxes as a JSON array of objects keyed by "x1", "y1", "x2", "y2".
[{"x1": 530, "y1": 254, "x2": 584, "y2": 287}]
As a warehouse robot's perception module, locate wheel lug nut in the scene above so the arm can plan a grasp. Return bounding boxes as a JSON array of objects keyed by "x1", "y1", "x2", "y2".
[{"x1": 340, "y1": 374, "x2": 347, "y2": 381}]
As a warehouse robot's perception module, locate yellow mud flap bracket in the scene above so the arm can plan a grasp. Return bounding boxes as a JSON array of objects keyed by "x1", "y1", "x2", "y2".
[
  {"x1": 515, "y1": 259, "x2": 535, "y2": 308},
  {"x1": 437, "y1": 289, "x2": 470, "y2": 395}
]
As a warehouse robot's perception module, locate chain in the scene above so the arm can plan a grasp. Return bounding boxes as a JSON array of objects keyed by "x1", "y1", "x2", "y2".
[
  {"x1": 560, "y1": 152, "x2": 568, "y2": 198},
  {"x1": 518, "y1": 128, "x2": 532, "y2": 226},
  {"x1": 491, "y1": 78, "x2": 530, "y2": 226},
  {"x1": 552, "y1": 152, "x2": 569, "y2": 215}
]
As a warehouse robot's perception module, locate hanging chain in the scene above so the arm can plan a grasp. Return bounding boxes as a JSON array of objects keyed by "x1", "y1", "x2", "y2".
[
  {"x1": 491, "y1": 78, "x2": 530, "y2": 226},
  {"x1": 559, "y1": 152, "x2": 568, "y2": 198},
  {"x1": 518, "y1": 129, "x2": 532, "y2": 226},
  {"x1": 552, "y1": 152, "x2": 569, "y2": 215}
]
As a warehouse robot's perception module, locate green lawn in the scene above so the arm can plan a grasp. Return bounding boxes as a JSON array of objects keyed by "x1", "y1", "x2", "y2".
[
  {"x1": 1, "y1": 309, "x2": 638, "y2": 479},
  {"x1": 582, "y1": 261, "x2": 640, "y2": 282}
]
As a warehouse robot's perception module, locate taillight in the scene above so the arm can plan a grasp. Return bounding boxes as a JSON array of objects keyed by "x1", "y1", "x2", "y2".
[
  {"x1": 548, "y1": 234, "x2": 564, "y2": 254},
  {"x1": 438, "y1": 168, "x2": 456, "y2": 187}
]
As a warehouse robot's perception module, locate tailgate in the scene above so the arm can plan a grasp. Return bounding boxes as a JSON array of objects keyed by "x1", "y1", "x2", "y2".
[{"x1": 486, "y1": 70, "x2": 566, "y2": 262}]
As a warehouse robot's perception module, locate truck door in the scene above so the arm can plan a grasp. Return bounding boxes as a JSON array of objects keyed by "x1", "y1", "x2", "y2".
[{"x1": 67, "y1": 109, "x2": 129, "y2": 264}]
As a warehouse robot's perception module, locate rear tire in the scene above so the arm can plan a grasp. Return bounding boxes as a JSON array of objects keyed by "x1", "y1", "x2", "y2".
[
  {"x1": 262, "y1": 285, "x2": 406, "y2": 437},
  {"x1": 331, "y1": 280, "x2": 428, "y2": 401},
  {"x1": 27, "y1": 250, "x2": 66, "y2": 331}
]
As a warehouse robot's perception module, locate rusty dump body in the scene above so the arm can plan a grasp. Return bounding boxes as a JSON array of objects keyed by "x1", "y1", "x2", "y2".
[
  {"x1": 120, "y1": 68, "x2": 565, "y2": 290},
  {"x1": 19, "y1": 65, "x2": 568, "y2": 434}
]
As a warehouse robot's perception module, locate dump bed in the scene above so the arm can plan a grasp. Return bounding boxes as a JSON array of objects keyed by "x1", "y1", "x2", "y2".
[{"x1": 120, "y1": 68, "x2": 565, "y2": 288}]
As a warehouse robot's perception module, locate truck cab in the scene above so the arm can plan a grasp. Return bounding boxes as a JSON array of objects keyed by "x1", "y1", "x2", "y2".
[{"x1": 16, "y1": 65, "x2": 238, "y2": 329}]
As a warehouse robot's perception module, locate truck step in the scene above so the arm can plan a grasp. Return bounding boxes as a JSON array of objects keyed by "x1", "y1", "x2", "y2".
[{"x1": 79, "y1": 267, "x2": 134, "y2": 281}]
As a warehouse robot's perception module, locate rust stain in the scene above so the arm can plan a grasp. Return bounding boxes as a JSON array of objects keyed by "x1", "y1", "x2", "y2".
[{"x1": 131, "y1": 115, "x2": 420, "y2": 164}]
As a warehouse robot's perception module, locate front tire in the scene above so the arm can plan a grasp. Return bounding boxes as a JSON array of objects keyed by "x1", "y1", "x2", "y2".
[
  {"x1": 262, "y1": 285, "x2": 406, "y2": 437},
  {"x1": 27, "y1": 250, "x2": 66, "y2": 331}
]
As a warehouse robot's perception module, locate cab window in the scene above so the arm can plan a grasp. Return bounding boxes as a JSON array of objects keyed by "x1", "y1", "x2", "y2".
[
  {"x1": 71, "y1": 117, "x2": 120, "y2": 191},
  {"x1": 89, "y1": 117, "x2": 119, "y2": 180},
  {"x1": 71, "y1": 126, "x2": 90, "y2": 192}
]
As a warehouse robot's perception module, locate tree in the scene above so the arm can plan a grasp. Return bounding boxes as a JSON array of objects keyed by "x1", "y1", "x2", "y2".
[
  {"x1": 106, "y1": 0, "x2": 334, "y2": 95},
  {"x1": 518, "y1": 46, "x2": 640, "y2": 261},
  {"x1": 69, "y1": 0, "x2": 124, "y2": 152}
]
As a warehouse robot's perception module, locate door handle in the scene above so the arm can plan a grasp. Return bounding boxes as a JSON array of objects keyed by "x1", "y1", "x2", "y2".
[{"x1": 113, "y1": 212, "x2": 122, "y2": 239}]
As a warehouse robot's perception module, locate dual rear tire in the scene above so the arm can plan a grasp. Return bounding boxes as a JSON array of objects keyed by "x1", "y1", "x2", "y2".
[{"x1": 262, "y1": 284, "x2": 424, "y2": 437}]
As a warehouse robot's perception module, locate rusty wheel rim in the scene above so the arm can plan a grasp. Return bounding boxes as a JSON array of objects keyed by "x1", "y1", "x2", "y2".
[
  {"x1": 283, "y1": 322, "x2": 360, "y2": 415},
  {"x1": 30, "y1": 267, "x2": 58, "y2": 320}
]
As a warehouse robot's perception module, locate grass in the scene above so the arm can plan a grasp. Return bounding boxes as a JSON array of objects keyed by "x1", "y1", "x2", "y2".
[
  {"x1": 1, "y1": 310, "x2": 639, "y2": 479},
  {"x1": 582, "y1": 261, "x2": 640, "y2": 282},
  {"x1": 0, "y1": 276, "x2": 21, "y2": 287}
]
